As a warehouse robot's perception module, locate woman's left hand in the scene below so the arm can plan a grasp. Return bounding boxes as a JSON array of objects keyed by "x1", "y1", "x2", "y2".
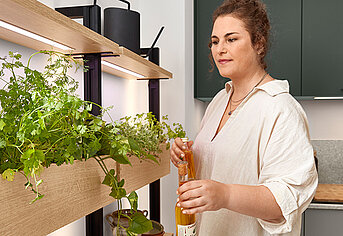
[{"x1": 176, "y1": 179, "x2": 230, "y2": 214}]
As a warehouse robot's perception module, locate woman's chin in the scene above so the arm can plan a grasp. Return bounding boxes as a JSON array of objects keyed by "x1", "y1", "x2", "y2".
[{"x1": 218, "y1": 71, "x2": 232, "y2": 79}]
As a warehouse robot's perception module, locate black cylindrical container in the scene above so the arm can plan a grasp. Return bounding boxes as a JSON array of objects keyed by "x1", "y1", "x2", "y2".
[{"x1": 104, "y1": 8, "x2": 140, "y2": 54}]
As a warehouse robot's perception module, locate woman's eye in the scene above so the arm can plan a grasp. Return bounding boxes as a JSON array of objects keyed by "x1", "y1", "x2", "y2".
[
  {"x1": 211, "y1": 41, "x2": 218, "y2": 46},
  {"x1": 227, "y1": 38, "x2": 237, "y2": 42}
]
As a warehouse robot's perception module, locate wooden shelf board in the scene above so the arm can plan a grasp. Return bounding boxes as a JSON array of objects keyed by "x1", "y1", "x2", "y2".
[
  {"x1": 0, "y1": 0, "x2": 120, "y2": 54},
  {"x1": 0, "y1": 0, "x2": 173, "y2": 80},
  {"x1": 102, "y1": 47, "x2": 173, "y2": 79},
  {"x1": 0, "y1": 148, "x2": 170, "y2": 236},
  {"x1": 118, "y1": 144, "x2": 170, "y2": 193}
]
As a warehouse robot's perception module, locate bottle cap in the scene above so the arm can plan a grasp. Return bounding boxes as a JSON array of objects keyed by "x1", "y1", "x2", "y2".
[
  {"x1": 181, "y1": 137, "x2": 188, "y2": 143},
  {"x1": 177, "y1": 161, "x2": 188, "y2": 176}
]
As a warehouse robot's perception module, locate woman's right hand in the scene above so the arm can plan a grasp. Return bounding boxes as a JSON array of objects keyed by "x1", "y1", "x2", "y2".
[{"x1": 170, "y1": 137, "x2": 193, "y2": 167}]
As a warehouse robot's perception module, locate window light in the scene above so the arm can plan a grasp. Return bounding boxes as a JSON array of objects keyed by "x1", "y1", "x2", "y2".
[
  {"x1": 101, "y1": 60, "x2": 145, "y2": 79},
  {"x1": 0, "y1": 20, "x2": 73, "y2": 51}
]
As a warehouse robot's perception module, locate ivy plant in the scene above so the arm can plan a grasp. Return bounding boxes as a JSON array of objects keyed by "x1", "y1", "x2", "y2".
[{"x1": 0, "y1": 51, "x2": 185, "y2": 235}]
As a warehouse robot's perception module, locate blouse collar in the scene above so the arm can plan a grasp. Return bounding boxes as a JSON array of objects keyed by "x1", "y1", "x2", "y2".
[{"x1": 225, "y1": 79, "x2": 289, "y2": 97}]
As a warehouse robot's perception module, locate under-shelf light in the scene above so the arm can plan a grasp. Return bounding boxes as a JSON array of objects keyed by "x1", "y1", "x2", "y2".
[
  {"x1": 0, "y1": 20, "x2": 73, "y2": 51},
  {"x1": 314, "y1": 97, "x2": 343, "y2": 100},
  {"x1": 101, "y1": 60, "x2": 145, "y2": 79}
]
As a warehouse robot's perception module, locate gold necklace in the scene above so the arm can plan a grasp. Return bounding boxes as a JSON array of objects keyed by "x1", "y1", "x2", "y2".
[{"x1": 228, "y1": 73, "x2": 268, "y2": 115}]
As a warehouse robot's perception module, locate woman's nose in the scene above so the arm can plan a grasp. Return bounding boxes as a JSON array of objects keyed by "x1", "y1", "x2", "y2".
[{"x1": 217, "y1": 42, "x2": 228, "y2": 55}]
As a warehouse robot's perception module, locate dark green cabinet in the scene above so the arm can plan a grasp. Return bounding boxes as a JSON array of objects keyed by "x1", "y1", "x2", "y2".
[
  {"x1": 194, "y1": 0, "x2": 228, "y2": 101},
  {"x1": 263, "y1": 0, "x2": 302, "y2": 96},
  {"x1": 194, "y1": 0, "x2": 302, "y2": 100},
  {"x1": 302, "y1": 0, "x2": 343, "y2": 97},
  {"x1": 195, "y1": 0, "x2": 343, "y2": 100}
]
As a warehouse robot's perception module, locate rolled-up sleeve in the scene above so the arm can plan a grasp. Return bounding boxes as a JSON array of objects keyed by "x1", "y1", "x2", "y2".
[{"x1": 257, "y1": 100, "x2": 318, "y2": 234}]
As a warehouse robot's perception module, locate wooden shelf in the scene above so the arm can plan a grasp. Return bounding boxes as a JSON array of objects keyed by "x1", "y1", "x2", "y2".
[
  {"x1": 103, "y1": 47, "x2": 173, "y2": 80},
  {"x1": 0, "y1": 0, "x2": 172, "y2": 80},
  {"x1": 0, "y1": 147, "x2": 170, "y2": 236}
]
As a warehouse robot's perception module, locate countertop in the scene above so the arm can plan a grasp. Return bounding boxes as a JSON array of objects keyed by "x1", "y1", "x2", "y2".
[
  {"x1": 308, "y1": 184, "x2": 343, "y2": 210},
  {"x1": 313, "y1": 184, "x2": 343, "y2": 203}
]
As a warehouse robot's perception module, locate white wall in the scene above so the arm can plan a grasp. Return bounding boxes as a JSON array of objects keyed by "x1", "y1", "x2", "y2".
[
  {"x1": 138, "y1": 0, "x2": 208, "y2": 233},
  {"x1": 300, "y1": 100, "x2": 343, "y2": 140}
]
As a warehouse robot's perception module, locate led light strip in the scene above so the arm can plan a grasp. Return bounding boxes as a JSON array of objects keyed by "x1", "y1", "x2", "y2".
[
  {"x1": 102, "y1": 60, "x2": 145, "y2": 79},
  {"x1": 0, "y1": 20, "x2": 73, "y2": 51},
  {"x1": 314, "y1": 97, "x2": 343, "y2": 100}
]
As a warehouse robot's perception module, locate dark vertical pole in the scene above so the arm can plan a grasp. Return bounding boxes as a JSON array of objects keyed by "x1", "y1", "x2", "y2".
[
  {"x1": 83, "y1": 7, "x2": 103, "y2": 236},
  {"x1": 147, "y1": 48, "x2": 161, "y2": 223},
  {"x1": 84, "y1": 54, "x2": 102, "y2": 116},
  {"x1": 55, "y1": 5, "x2": 103, "y2": 235}
]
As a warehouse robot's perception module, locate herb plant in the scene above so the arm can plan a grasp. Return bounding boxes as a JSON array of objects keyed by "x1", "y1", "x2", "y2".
[{"x1": 0, "y1": 51, "x2": 185, "y2": 235}]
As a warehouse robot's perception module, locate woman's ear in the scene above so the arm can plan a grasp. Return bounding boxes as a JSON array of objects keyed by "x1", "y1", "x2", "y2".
[{"x1": 254, "y1": 42, "x2": 263, "y2": 55}]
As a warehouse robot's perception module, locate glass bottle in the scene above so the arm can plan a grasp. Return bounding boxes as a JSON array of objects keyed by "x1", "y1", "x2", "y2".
[
  {"x1": 180, "y1": 137, "x2": 195, "y2": 180},
  {"x1": 175, "y1": 161, "x2": 196, "y2": 236}
]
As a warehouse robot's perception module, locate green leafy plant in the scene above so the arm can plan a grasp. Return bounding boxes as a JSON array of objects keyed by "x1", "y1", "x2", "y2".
[{"x1": 0, "y1": 51, "x2": 185, "y2": 235}]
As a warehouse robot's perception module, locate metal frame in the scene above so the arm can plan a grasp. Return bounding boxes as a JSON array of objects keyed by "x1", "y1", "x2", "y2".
[
  {"x1": 56, "y1": 5, "x2": 103, "y2": 236},
  {"x1": 141, "y1": 47, "x2": 161, "y2": 223},
  {"x1": 56, "y1": 5, "x2": 101, "y2": 34},
  {"x1": 56, "y1": 5, "x2": 165, "y2": 234}
]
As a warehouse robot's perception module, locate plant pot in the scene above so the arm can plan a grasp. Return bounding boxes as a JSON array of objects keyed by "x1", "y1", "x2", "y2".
[
  {"x1": 0, "y1": 145, "x2": 170, "y2": 236},
  {"x1": 141, "y1": 220, "x2": 165, "y2": 236},
  {"x1": 106, "y1": 209, "x2": 148, "y2": 236}
]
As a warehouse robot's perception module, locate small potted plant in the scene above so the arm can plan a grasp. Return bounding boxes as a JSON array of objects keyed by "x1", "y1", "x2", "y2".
[{"x1": 0, "y1": 51, "x2": 185, "y2": 235}]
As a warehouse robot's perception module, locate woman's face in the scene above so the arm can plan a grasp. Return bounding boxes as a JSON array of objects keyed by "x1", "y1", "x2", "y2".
[{"x1": 210, "y1": 14, "x2": 260, "y2": 78}]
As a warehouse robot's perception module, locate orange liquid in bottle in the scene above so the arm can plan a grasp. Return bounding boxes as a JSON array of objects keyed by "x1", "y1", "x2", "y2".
[
  {"x1": 184, "y1": 149, "x2": 195, "y2": 180},
  {"x1": 175, "y1": 161, "x2": 196, "y2": 236},
  {"x1": 181, "y1": 137, "x2": 196, "y2": 181}
]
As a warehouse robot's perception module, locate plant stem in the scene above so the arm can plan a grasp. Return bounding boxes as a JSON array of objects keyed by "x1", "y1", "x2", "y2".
[{"x1": 93, "y1": 156, "x2": 108, "y2": 175}]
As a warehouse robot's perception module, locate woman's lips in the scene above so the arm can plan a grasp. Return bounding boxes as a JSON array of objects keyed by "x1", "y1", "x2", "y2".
[{"x1": 218, "y1": 59, "x2": 232, "y2": 65}]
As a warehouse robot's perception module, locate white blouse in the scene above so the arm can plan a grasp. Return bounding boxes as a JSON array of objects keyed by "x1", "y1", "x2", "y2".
[{"x1": 193, "y1": 80, "x2": 318, "y2": 236}]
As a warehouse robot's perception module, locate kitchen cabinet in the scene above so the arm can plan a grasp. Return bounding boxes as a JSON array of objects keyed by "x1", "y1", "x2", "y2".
[
  {"x1": 263, "y1": 0, "x2": 302, "y2": 96},
  {"x1": 302, "y1": 0, "x2": 343, "y2": 97},
  {"x1": 194, "y1": 0, "x2": 343, "y2": 100},
  {"x1": 301, "y1": 184, "x2": 343, "y2": 236},
  {"x1": 302, "y1": 207, "x2": 343, "y2": 236},
  {"x1": 194, "y1": 0, "x2": 302, "y2": 101},
  {"x1": 194, "y1": 0, "x2": 228, "y2": 101}
]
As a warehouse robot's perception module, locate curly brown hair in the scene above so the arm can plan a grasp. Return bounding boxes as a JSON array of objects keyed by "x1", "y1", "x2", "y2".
[{"x1": 209, "y1": 0, "x2": 270, "y2": 70}]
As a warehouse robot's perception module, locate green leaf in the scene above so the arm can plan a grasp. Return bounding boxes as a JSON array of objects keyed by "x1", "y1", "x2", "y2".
[
  {"x1": 21, "y1": 149, "x2": 45, "y2": 177},
  {"x1": 1, "y1": 168, "x2": 16, "y2": 181},
  {"x1": 0, "y1": 119, "x2": 5, "y2": 130},
  {"x1": 109, "y1": 187, "x2": 126, "y2": 199},
  {"x1": 30, "y1": 193, "x2": 44, "y2": 204},
  {"x1": 86, "y1": 103, "x2": 92, "y2": 111},
  {"x1": 111, "y1": 154, "x2": 131, "y2": 166},
  {"x1": 36, "y1": 179, "x2": 43, "y2": 186},
  {"x1": 128, "y1": 191, "x2": 138, "y2": 211},
  {"x1": 128, "y1": 212, "x2": 152, "y2": 234},
  {"x1": 0, "y1": 138, "x2": 6, "y2": 148},
  {"x1": 145, "y1": 154, "x2": 159, "y2": 164},
  {"x1": 118, "y1": 178, "x2": 125, "y2": 188},
  {"x1": 128, "y1": 138, "x2": 141, "y2": 152},
  {"x1": 102, "y1": 169, "x2": 115, "y2": 187}
]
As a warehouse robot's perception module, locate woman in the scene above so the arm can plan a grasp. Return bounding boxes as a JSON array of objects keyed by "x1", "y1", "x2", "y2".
[{"x1": 171, "y1": 0, "x2": 318, "y2": 235}]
